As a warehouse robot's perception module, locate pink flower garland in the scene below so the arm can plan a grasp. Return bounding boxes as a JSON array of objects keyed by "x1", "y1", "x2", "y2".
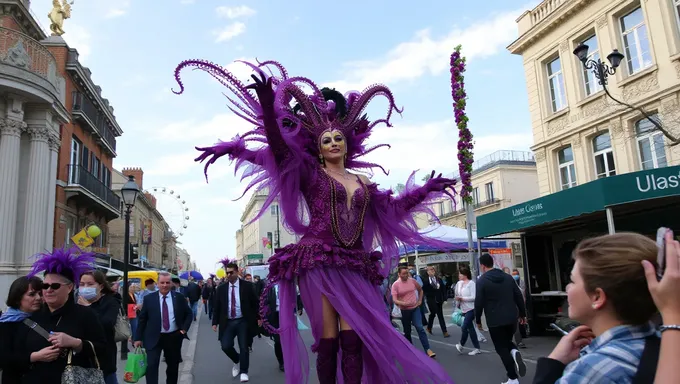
[{"x1": 450, "y1": 45, "x2": 474, "y2": 204}]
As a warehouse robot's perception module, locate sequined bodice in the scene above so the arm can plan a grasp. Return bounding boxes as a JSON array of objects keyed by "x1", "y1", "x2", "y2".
[{"x1": 301, "y1": 170, "x2": 368, "y2": 250}]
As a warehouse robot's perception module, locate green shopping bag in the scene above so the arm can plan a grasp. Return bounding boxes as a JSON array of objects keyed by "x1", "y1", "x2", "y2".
[
  {"x1": 123, "y1": 347, "x2": 147, "y2": 383},
  {"x1": 452, "y1": 309, "x2": 464, "y2": 327}
]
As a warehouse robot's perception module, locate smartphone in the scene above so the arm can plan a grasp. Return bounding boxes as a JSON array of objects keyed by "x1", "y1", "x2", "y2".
[
  {"x1": 656, "y1": 227, "x2": 671, "y2": 281},
  {"x1": 550, "y1": 323, "x2": 569, "y2": 336}
]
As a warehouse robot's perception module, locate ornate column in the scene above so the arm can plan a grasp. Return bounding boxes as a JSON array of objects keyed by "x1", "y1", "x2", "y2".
[
  {"x1": 0, "y1": 118, "x2": 26, "y2": 266},
  {"x1": 18, "y1": 125, "x2": 51, "y2": 269},
  {"x1": 44, "y1": 134, "x2": 61, "y2": 251}
]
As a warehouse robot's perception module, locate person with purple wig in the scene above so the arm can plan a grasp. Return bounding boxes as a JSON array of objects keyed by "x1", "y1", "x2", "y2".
[{"x1": 173, "y1": 58, "x2": 456, "y2": 383}]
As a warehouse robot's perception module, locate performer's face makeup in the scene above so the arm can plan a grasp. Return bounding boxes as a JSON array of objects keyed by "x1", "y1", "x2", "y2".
[{"x1": 319, "y1": 129, "x2": 346, "y2": 164}]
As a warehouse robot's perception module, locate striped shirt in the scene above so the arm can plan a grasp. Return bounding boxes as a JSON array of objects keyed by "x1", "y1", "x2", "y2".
[{"x1": 557, "y1": 322, "x2": 658, "y2": 383}]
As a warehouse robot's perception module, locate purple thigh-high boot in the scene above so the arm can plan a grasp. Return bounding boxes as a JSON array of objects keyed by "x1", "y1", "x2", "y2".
[
  {"x1": 340, "y1": 330, "x2": 363, "y2": 384},
  {"x1": 317, "y1": 337, "x2": 339, "y2": 383}
]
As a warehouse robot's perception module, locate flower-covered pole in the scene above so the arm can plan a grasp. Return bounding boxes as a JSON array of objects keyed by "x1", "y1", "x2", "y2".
[{"x1": 450, "y1": 45, "x2": 474, "y2": 204}]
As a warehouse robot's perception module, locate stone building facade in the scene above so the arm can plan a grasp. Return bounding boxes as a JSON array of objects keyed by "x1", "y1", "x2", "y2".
[{"x1": 509, "y1": 0, "x2": 680, "y2": 195}]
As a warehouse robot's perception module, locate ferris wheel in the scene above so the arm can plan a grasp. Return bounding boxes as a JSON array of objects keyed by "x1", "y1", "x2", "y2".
[{"x1": 144, "y1": 186, "x2": 190, "y2": 237}]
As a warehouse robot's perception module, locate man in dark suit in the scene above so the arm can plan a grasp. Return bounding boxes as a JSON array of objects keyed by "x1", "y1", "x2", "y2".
[
  {"x1": 134, "y1": 272, "x2": 192, "y2": 384},
  {"x1": 213, "y1": 262, "x2": 259, "y2": 382},
  {"x1": 185, "y1": 277, "x2": 202, "y2": 321},
  {"x1": 423, "y1": 266, "x2": 450, "y2": 337},
  {"x1": 265, "y1": 283, "x2": 285, "y2": 372}
]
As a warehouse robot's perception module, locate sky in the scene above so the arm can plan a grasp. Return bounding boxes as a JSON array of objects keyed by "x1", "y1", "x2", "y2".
[{"x1": 31, "y1": 0, "x2": 539, "y2": 275}]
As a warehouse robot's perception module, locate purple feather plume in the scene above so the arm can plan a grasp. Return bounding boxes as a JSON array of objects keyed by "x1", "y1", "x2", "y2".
[
  {"x1": 218, "y1": 257, "x2": 237, "y2": 269},
  {"x1": 28, "y1": 245, "x2": 96, "y2": 283}
]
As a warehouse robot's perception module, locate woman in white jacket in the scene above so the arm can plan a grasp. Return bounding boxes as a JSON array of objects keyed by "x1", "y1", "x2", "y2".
[{"x1": 454, "y1": 265, "x2": 482, "y2": 355}]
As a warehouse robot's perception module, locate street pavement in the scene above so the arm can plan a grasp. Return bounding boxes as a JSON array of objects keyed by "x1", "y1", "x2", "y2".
[{"x1": 192, "y1": 302, "x2": 558, "y2": 383}]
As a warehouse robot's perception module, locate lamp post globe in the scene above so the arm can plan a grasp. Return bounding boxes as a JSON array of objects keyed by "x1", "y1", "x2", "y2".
[
  {"x1": 607, "y1": 49, "x2": 625, "y2": 69},
  {"x1": 121, "y1": 175, "x2": 140, "y2": 208},
  {"x1": 573, "y1": 43, "x2": 589, "y2": 63}
]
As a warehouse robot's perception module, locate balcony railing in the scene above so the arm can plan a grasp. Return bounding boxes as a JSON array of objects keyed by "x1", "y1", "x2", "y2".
[
  {"x1": 446, "y1": 150, "x2": 536, "y2": 180},
  {"x1": 67, "y1": 164, "x2": 120, "y2": 210},
  {"x1": 72, "y1": 91, "x2": 117, "y2": 153},
  {"x1": 0, "y1": 27, "x2": 64, "y2": 102},
  {"x1": 531, "y1": 0, "x2": 570, "y2": 27}
]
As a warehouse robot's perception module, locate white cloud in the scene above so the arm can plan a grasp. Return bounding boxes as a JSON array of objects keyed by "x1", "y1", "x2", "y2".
[
  {"x1": 216, "y1": 5, "x2": 256, "y2": 19},
  {"x1": 325, "y1": 9, "x2": 523, "y2": 91},
  {"x1": 152, "y1": 113, "x2": 256, "y2": 143},
  {"x1": 214, "y1": 22, "x2": 246, "y2": 42},
  {"x1": 105, "y1": 0, "x2": 131, "y2": 18},
  {"x1": 144, "y1": 152, "x2": 201, "y2": 176},
  {"x1": 62, "y1": 24, "x2": 92, "y2": 61},
  {"x1": 363, "y1": 119, "x2": 532, "y2": 177}
]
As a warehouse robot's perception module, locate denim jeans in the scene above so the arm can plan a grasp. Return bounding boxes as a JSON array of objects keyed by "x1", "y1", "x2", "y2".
[
  {"x1": 190, "y1": 301, "x2": 198, "y2": 319},
  {"x1": 129, "y1": 317, "x2": 138, "y2": 341},
  {"x1": 460, "y1": 310, "x2": 480, "y2": 349},
  {"x1": 104, "y1": 373, "x2": 118, "y2": 384},
  {"x1": 400, "y1": 307, "x2": 431, "y2": 351}
]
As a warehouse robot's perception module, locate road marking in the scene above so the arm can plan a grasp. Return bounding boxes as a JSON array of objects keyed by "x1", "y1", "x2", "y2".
[{"x1": 428, "y1": 339, "x2": 537, "y2": 364}]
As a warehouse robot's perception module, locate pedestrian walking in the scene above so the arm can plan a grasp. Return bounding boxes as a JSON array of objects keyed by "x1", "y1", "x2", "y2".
[
  {"x1": 475, "y1": 254, "x2": 527, "y2": 384},
  {"x1": 134, "y1": 272, "x2": 193, "y2": 384},
  {"x1": 212, "y1": 261, "x2": 259, "y2": 383},
  {"x1": 423, "y1": 266, "x2": 449, "y2": 337},
  {"x1": 392, "y1": 266, "x2": 436, "y2": 358}
]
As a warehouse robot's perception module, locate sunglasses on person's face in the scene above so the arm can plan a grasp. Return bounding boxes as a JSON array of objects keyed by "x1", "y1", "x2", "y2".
[
  {"x1": 226, "y1": 270, "x2": 236, "y2": 276},
  {"x1": 42, "y1": 283, "x2": 63, "y2": 290}
]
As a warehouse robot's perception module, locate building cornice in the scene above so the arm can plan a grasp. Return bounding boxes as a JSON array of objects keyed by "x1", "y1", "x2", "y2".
[
  {"x1": 0, "y1": 0, "x2": 45, "y2": 41},
  {"x1": 508, "y1": 0, "x2": 594, "y2": 55}
]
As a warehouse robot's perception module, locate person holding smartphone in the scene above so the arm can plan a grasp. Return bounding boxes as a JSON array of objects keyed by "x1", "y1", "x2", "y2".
[
  {"x1": 642, "y1": 229, "x2": 680, "y2": 384},
  {"x1": 532, "y1": 233, "x2": 660, "y2": 383}
]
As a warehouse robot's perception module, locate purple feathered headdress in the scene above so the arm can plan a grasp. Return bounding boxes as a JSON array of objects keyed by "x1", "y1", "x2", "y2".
[
  {"x1": 218, "y1": 257, "x2": 237, "y2": 269},
  {"x1": 28, "y1": 245, "x2": 96, "y2": 284}
]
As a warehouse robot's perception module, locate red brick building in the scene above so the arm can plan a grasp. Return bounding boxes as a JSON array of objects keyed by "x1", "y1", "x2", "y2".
[{"x1": 46, "y1": 42, "x2": 123, "y2": 252}]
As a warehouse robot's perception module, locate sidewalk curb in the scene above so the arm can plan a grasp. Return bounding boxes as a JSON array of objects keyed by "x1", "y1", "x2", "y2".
[{"x1": 179, "y1": 308, "x2": 201, "y2": 384}]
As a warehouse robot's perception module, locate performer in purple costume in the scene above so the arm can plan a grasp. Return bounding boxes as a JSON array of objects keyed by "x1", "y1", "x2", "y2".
[{"x1": 173, "y1": 58, "x2": 456, "y2": 383}]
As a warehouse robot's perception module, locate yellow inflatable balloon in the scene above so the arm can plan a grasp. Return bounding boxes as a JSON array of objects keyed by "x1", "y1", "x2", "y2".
[
  {"x1": 216, "y1": 268, "x2": 226, "y2": 278},
  {"x1": 87, "y1": 225, "x2": 102, "y2": 239}
]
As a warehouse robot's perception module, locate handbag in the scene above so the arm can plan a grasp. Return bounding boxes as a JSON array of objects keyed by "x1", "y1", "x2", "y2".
[
  {"x1": 114, "y1": 306, "x2": 132, "y2": 342},
  {"x1": 62, "y1": 340, "x2": 105, "y2": 384}
]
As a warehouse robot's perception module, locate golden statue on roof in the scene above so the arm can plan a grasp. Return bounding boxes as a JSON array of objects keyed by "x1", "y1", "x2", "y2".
[{"x1": 48, "y1": 0, "x2": 74, "y2": 36}]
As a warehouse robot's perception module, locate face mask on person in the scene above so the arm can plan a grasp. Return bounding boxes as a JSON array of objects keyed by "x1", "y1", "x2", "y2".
[
  {"x1": 513, "y1": 275, "x2": 520, "y2": 281},
  {"x1": 79, "y1": 287, "x2": 98, "y2": 301}
]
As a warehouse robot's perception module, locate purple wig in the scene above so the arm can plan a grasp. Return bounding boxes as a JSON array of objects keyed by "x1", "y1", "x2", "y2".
[{"x1": 28, "y1": 246, "x2": 96, "y2": 284}]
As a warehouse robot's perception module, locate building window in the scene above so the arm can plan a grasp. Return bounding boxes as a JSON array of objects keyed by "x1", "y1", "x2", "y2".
[
  {"x1": 675, "y1": 0, "x2": 680, "y2": 32},
  {"x1": 558, "y1": 146, "x2": 577, "y2": 190},
  {"x1": 471, "y1": 187, "x2": 480, "y2": 205},
  {"x1": 636, "y1": 115, "x2": 667, "y2": 169},
  {"x1": 593, "y1": 133, "x2": 616, "y2": 178},
  {"x1": 620, "y1": 7, "x2": 652, "y2": 75},
  {"x1": 547, "y1": 57, "x2": 567, "y2": 112},
  {"x1": 485, "y1": 182, "x2": 495, "y2": 201},
  {"x1": 581, "y1": 34, "x2": 603, "y2": 96},
  {"x1": 92, "y1": 156, "x2": 100, "y2": 179},
  {"x1": 270, "y1": 205, "x2": 278, "y2": 216},
  {"x1": 70, "y1": 137, "x2": 81, "y2": 184}
]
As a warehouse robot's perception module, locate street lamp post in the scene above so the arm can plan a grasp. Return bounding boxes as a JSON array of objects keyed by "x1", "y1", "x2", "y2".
[
  {"x1": 119, "y1": 175, "x2": 140, "y2": 359},
  {"x1": 573, "y1": 44, "x2": 674, "y2": 141}
]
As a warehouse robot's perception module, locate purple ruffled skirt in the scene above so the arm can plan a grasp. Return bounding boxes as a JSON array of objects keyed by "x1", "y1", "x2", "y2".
[{"x1": 274, "y1": 266, "x2": 454, "y2": 383}]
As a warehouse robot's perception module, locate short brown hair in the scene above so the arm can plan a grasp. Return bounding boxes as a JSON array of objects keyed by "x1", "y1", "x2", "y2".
[{"x1": 573, "y1": 233, "x2": 658, "y2": 325}]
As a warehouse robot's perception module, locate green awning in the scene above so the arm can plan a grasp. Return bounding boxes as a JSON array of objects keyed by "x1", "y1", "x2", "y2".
[
  {"x1": 246, "y1": 254, "x2": 264, "y2": 261},
  {"x1": 477, "y1": 165, "x2": 680, "y2": 237}
]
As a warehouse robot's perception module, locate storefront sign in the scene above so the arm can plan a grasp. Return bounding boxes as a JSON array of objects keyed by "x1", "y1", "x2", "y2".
[
  {"x1": 478, "y1": 166, "x2": 680, "y2": 237},
  {"x1": 419, "y1": 253, "x2": 471, "y2": 264}
]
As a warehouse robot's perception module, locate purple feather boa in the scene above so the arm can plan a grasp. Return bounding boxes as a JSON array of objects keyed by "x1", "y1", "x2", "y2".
[{"x1": 28, "y1": 245, "x2": 96, "y2": 283}]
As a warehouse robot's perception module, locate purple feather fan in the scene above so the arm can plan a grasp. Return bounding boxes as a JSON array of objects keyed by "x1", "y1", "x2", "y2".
[{"x1": 28, "y1": 245, "x2": 96, "y2": 284}]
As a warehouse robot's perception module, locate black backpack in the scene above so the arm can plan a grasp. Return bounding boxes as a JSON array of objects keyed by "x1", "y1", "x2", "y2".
[{"x1": 632, "y1": 335, "x2": 660, "y2": 384}]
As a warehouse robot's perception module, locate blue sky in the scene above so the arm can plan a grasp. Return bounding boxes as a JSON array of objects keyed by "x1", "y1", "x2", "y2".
[{"x1": 31, "y1": 0, "x2": 538, "y2": 274}]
